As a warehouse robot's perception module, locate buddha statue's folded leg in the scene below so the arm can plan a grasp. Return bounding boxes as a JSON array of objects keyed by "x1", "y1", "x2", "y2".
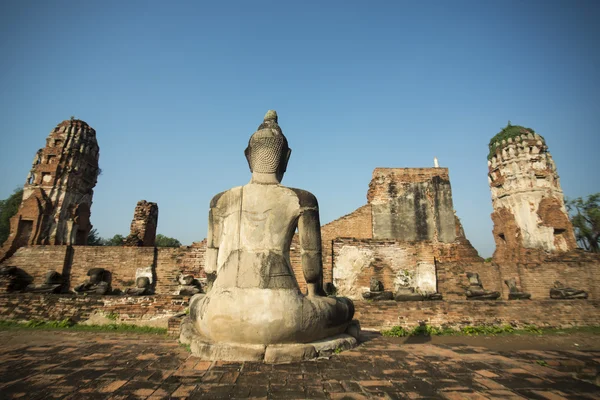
[{"x1": 300, "y1": 295, "x2": 354, "y2": 342}]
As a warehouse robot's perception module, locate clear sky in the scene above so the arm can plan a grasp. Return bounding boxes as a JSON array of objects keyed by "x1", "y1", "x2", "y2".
[{"x1": 1, "y1": 1, "x2": 598, "y2": 257}]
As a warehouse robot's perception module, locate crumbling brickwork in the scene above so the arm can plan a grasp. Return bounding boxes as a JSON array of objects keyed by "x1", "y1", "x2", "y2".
[
  {"x1": 333, "y1": 240, "x2": 484, "y2": 299},
  {"x1": 354, "y1": 299, "x2": 600, "y2": 331},
  {"x1": 488, "y1": 127, "x2": 577, "y2": 262},
  {"x1": 319, "y1": 168, "x2": 481, "y2": 297},
  {"x1": 155, "y1": 241, "x2": 207, "y2": 295},
  {"x1": 368, "y1": 168, "x2": 456, "y2": 242},
  {"x1": 0, "y1": 293, "x2": 187, "y2": 327},
  {"x1": 123, "y1": 200, "x2": 158, "y2": 247},
  {"x1": 0, "y1": 118, "x2": 100, "y2": 262}
]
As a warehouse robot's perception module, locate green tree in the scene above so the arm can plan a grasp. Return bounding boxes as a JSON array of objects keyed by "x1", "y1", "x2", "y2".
[
  {"x1": 104, "y1": 234, "x2": 125, "y2": 246},
  {"x1": 0, "y1": 188, "x2": 23, "y2": 245},
  {"x1": 567, "y1": 193, "x2": 600, "y2": 253},
  {"x1": 87, "y1": 228, "x2": 105, "y2": 246},
  {"x1": 155, "y1": 234, "x2": 181, "y2": 247}
]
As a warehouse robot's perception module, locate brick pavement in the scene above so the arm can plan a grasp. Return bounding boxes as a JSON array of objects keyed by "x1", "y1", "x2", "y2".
[{"x1": 0, "y1": 330, "x2": 598, "y2": 399}]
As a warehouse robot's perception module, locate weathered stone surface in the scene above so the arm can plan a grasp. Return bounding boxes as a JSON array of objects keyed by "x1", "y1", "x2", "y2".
[
  {"x1": 362, "y1": 290, "x2": 393, "y2": 300},
  {"x1": 24, "y1": 270, "x2": 62, "y2": 293},
  {"x1": 188, "y1": 111, "x2": 355, "y2": 350},
  {"x1": 369, "y1": 277, "x2": 383, "y2": 292},
  {"x1": 504, "y1": 277, "x2": 531, "y2": 300},
  {"x1": 368, "y1": 168, "x2": 456, "y2": 243},
  {"x1": 263, "y1": 343, "x2": 317, "y2": 363},
  {"x1": 465, "y1": 272, "x2": 500, "y2": 300},
  {"x1": 488, "y1": 126, "x2": 577, "y2": 262},
  {"x1": 394, "y1": 286, "x2": 444, "y2": 301},
  {"x1": 550, "y1": 281, "x2": 588, "y2": 299},
  {"x1": 0, "y1": 118, "x2": 100, "y2": 262},
  {"x1": 311, "y1": 334, "x2": 358, "y2": 357},
  {"x1": 190, "y1": 340, "x2": 267, "y2": 362},
  {"x1": 74, "y1": 268, "x2": 110, "y2": 295}
]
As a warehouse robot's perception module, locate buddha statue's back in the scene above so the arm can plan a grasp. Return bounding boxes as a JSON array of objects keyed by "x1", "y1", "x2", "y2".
[{"x1": 188, "y1": 110, "x2": 355, "y2": 347}]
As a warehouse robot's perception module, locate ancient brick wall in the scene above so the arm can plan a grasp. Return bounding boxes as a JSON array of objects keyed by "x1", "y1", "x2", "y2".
[
  {"x1": 2, "y1": 294, "x2": 596, "y2": 333},
  {"x1": 354, "y1": 299, "x2": 600, "y2": 330},
  {"x1": 332, "y1": 239, "x2": 484, "y2": 299},
  {"x1": 367, "y1": 168, "x2": 456, "y2": 243},
  {"x1": 0, "y1": 293, "x2": 188, "y2": 327},
  {"x1": 438, "y1": 259, "x2": 600, "y2": 301},
  {"x1": 436, "y1": 262, "x2": 503, "y2": 300},
  {"x1": 0, "y1": 246, "x2": 70, "y2": 286},
  {"x1": 69, "y1": 246, "x2": 156, "y2": 292},
  {"x1": 290, "y1": 205, "x2": 373, "y2": 294},
  {"x1": 0, "y1": 244, "x2": 210, "y2": 295},
  {"x1": 499, "y1": 260, "x2": 600, "y2": 300},
  {"x1": 155, "y1": 242, "x2": 206, "y2": 295}
]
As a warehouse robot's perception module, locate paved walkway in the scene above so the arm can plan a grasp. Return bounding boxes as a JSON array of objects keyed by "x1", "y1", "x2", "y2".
[{"x1": 0, "y1": 330, "x2": 598, "y2": 399}]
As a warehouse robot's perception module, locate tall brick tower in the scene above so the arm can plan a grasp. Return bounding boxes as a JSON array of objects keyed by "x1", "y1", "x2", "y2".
[
  {"x1": 0, "y1": 118, "x2": 100, "y2": 261},
  {"x1": 487, "y1": 123, "x2": 577, "y2": 261}
]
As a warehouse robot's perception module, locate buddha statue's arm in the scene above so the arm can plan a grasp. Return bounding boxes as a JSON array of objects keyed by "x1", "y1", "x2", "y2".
[
  {"x1": 295, "y1": 190, "x2": 324, "y2": 297},
  {"x1": 205, "y1": 192, "x2": 225, "y2": 289}
]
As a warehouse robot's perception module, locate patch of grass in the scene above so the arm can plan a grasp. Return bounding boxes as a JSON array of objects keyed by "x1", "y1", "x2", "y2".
[
  {"x1": 382, "y1": 324, "x2": 457, "y2": 337},
  {"x1": 381, "y1": 326, "x2": 410, "y2": 337},
  {"x1": 461, "y1": 324, "x2": 514, "y2": 336},
  {"x1": 0, "y1": 319, "x2": 166, "y2": 335},
  {"x1": 333, "y1": 346, "x2": 343, "y2": 355},
  {"x1": 536, "y1": 360, "x2": 549, "y2": 367},
  {"x1": 105, "y1": 312, "x2": 119, "y2": 321},
  {"x1": 179, "y1": 341, "x2": 191, "y2": 352},
  {"x1": 488, "y1": 122, "x2": 543, "y2": 160}
]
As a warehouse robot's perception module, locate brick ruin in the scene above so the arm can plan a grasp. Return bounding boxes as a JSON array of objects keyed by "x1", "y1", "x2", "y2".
[
  {"x1": 0, "y1": 118, "x2": 100, "y2": 263},
  {"x1": 123, "y1": 200, "x2": 159, "y2": 247},
  {"x1": 0, "y1": 119, "x2": 598, "y2": 331},
  {"x1": 300, "y1": 167, "x2": 482, "y2": 299},
  {"x1": 487, "y1": 125, "x2": 578, "y2": 262}
]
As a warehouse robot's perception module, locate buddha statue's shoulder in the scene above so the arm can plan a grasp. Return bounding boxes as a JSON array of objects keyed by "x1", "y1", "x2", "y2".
[
  {"x1": 209, "y1": 186, "x2": 243, "y2": 208},
  {"x1": 285, "y1": 187, "x2": 319, "y2": 209}
]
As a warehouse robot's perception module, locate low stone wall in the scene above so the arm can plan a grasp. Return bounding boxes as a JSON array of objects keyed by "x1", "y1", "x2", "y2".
[
  {"x1": 0, "y1": 294, "x2": 189, "y2": 328},
  {"x1": 354, "y1": 299, "x2": 600, "y2": 330},
  {"x1": 3, "y1": 294, "x2": 597, "y2": 337}
]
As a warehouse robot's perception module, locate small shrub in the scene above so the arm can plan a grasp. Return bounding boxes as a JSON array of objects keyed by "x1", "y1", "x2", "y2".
[
  {"x1": 523, "y1": 325, "x2": 542, "y2": 334},
  {"x1": 47, "y1": 318, "x2": 75, "y2": 328},
  {"x1": 179, "y1": 341, "x2": 191, "y2": 352},
  {"x1": 536, "y1": 360, "x2": 548, "y2": 367},
  {"x1": 105, "y1": 312, "x2": 119, "y2": 321},
  {"x1": 334, "y1": 346, "x2": 343, "y2": 355},
  {"x1": 381, "y1": 326, "x2": 410, "y2": 337}
]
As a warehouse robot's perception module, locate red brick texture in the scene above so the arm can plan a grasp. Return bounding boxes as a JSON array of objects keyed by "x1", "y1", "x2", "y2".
[
  {"x1": 1, "y1": 244, "x2": 208, "y2": 295},
  {"x1": 355, "y1": 299, "x2": 600, "y2": 330},
  {"x1": 0, "y1": 293, "x2": 187, "y2": 326}
]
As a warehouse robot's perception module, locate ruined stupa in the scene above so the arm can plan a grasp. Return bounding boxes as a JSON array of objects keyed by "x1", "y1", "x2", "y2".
[
  {"x1": 487, "y1": 123, "x2": 577, "y2": 261},
  {"x1": 0, "y1": 118, "x2": 100, "y2": 262}
]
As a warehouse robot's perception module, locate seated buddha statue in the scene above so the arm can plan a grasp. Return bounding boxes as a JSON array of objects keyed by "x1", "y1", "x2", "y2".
[{"x1": 188, "y1": 110, "x2": 354, "y2": 345}]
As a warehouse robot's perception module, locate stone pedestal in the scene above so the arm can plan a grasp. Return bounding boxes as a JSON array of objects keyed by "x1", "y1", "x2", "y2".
[{"x1": 180, "y1": 317, "x2": 361, "y2": 363}]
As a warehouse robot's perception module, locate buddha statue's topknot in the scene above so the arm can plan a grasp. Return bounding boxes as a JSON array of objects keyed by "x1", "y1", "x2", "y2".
[{"x1": 245, "y1": 110, "x2": 291, "y2": 175}]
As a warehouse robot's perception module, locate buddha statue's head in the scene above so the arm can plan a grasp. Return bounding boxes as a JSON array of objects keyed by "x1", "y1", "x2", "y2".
[{"x1": 245, "y1": 110, "x2": 292, "y2": 183}]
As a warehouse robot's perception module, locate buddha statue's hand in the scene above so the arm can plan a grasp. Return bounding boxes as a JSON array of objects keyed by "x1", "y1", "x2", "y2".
[{"x1": 307, "y1": 283, "x2": 323, "y2": 297}]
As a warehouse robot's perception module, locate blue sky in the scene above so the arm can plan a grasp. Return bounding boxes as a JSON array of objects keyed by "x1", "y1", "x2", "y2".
[{"x1": 1, "y1": 1, "x2": 598, "y2": 257}]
